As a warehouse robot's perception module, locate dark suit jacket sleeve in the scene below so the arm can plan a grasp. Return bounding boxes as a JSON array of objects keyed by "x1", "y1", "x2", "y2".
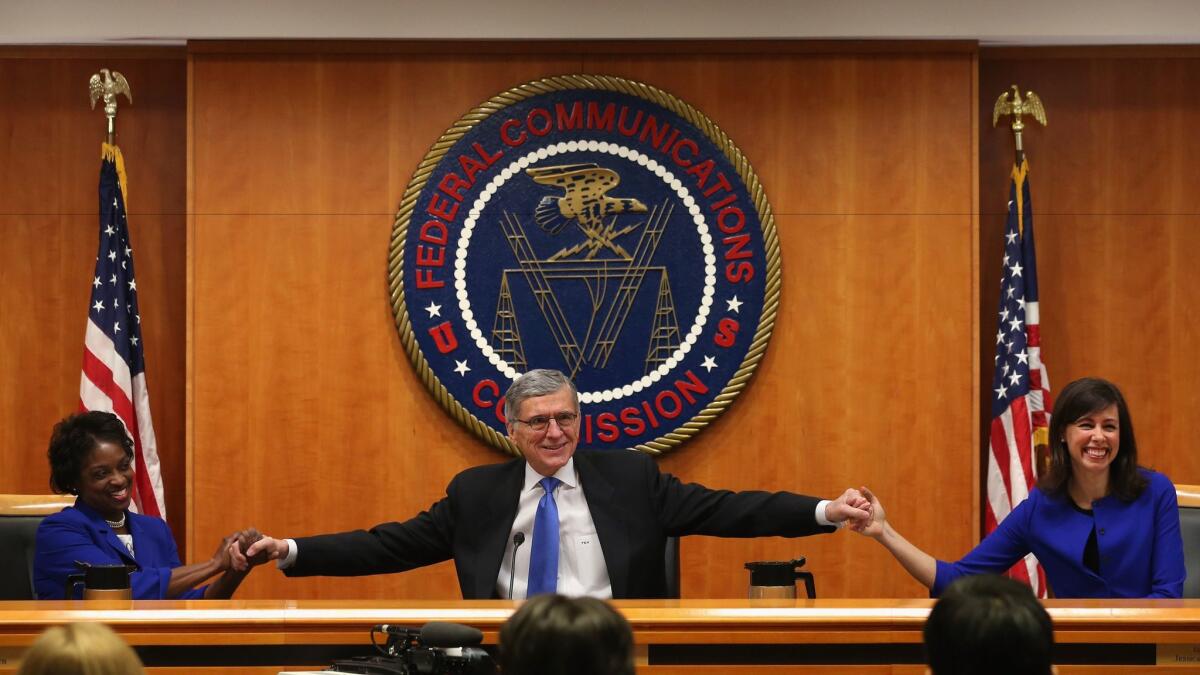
[
  {"x1": 287, "y1": 480, "x2": 458, "y2": 578},
  {"x1": 639, "y1": 453, "x2": 834, "y2": 538}
]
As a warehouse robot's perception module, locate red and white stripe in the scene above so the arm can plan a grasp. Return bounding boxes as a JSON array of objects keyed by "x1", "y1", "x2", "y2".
[
  {"x1": 80, "y1": 318, "x2": 166, "y2": 517},
  {"x1": 985, "y1": 300, "x2": 1050, "y2": 597}
]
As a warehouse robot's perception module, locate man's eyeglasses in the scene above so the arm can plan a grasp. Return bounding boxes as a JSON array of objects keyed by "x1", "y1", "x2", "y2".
[{"x1": 513, "y1": 412, "x2": 579, "y2": 432}]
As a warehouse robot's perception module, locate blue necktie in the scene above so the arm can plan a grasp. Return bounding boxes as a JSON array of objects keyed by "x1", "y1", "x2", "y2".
[{"x1": 527, "y1": 476, "x2": 561, "y2": 596}]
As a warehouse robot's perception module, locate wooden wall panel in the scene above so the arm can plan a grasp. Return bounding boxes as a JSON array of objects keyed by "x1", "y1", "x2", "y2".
[
  {"x1": 189, "y1": 53, "x2": 583, "y2": 600},
  {"x1": 586, "y1": 52, "x2": 978, "y2": 598},
  {"x1": 980, "y1": 52, "x2": 1200, "y2": 496},
  {"x1": 0, "y1": 52, "x2": 188, "y2": 550},
  {"x1": 190, "y1": 44, "x2": 977, "y2": 600}
]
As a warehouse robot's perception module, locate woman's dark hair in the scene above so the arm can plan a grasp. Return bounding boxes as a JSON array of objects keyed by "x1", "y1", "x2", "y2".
[
  {"x1": 924, "y1": 574, "x2": 1053, "y2": 675},
  {"x1": 499, "y1": 595, "x2": 634, "y2": 675},
  {"x1": 1038, "y1": 377, "x2": 1146, "y2": 501},
  {"x1": 47, "y1": 411, "x2": 133, "y2": 495}
]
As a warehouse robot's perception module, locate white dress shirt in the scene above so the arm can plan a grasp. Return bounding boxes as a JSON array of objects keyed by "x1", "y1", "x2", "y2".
[{"x1": 494, "y1": 457, "x2": 612, "y2": 599}]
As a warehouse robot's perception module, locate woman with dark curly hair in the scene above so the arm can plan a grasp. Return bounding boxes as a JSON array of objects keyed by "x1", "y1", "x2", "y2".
[
  {"x1": 850, "y1": 377, "x2": 1185, "y2": 598},
  {"x1": 34, "y1": 411, "x2": 259, "y2": 599}
]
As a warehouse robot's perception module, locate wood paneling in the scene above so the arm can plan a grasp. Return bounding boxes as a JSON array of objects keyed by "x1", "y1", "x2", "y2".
[
  {"x1": 0, "y1": 53, "x2": 188, "y2": 550},
  {"x1": 189, "y1": 53, "x2": 582, "y2": 600},
  {"x1": 189, "y1": 45, "x2": 978, "y2": 599},
  {"x1": 979, "y1": 52, "x2": 1200, "y2": 492}
]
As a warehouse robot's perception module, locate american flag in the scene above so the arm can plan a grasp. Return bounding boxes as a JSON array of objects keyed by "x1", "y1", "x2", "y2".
[
  {"x1": 986, "y1": 159, "x2": 1050, "y2": 597},
  {"x1": 79, "y1": 144, "x2": 166, "y2": 518}
]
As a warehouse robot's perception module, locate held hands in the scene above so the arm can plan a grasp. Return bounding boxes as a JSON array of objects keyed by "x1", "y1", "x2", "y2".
[
  {"x1": 824, "y1": 488, "x2": 872, "y2": 527},
  {"x1": 244, "y1": 535, "x2": 290, "y2": 563},
  {"x1": 846, "y1": 486, "x2": 886, "y2": 539},
  {"x1": 213, "y1": 529, "x2": 266, "y2": 573}
]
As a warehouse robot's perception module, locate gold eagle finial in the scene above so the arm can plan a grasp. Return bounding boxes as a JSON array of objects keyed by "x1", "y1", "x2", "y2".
[
  {"x1": 527, "y1": 163, "x2": 648, "y2": 260},
  {"x1": 993, "y1": 85, "x2": 1046, "y2": 131},
  {"x1": 993, "y1": 85, "x2": 1046, "y2": 158},
  {"x1": 88, "y1": 69, "x2": 132, "y2": 143}
]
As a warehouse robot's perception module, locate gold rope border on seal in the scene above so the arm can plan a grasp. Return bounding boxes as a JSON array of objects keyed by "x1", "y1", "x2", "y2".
[{"x1": 388, "y1": 74, "x2": 781, "y2": 457}]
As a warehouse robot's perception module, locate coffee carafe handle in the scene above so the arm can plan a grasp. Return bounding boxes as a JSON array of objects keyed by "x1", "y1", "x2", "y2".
[
  {"x1": 790, "y1": 558, "x2": 816, "y2": 599},
  {"x1": 65, "y1": 573, "x2": 85, "y2": 600}
]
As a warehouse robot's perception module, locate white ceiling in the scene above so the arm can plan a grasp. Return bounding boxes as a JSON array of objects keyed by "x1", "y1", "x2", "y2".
[{"x1": 2, "y1": 0, "x2": 1199, "y2": 45}]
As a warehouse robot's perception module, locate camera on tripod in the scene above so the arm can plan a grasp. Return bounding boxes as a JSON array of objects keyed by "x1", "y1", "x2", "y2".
[{"x1": 326, "y1": 621, "x2": 496, "y2": 675}]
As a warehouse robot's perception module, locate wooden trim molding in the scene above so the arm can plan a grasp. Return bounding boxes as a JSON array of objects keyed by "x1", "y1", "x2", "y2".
[
  {"x1": 1177, "y1": 484, "x2": 1200, "y2": 509},
  {"x1": 0, "y1": 494, "x2": 74, "y2": 517}
]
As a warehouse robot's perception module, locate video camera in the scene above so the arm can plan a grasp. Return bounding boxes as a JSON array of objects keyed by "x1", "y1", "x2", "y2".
[{"x1": 325, "y1": 621, "x2": 496, "y2": 675}]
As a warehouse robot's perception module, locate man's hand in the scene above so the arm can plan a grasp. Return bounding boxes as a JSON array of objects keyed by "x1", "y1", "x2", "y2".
[
  {"x1": 244, "y1": 535, "x2": 290, "y2": 563},
  {"x1": 824, "y1": 487, "x2": 872, "y2": 526}
]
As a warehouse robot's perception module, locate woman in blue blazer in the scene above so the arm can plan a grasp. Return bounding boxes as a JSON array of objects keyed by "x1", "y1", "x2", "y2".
[
  {"x1": 853, "y1": 377, "x2": 1186, "y2": 598},
  {"x1": 34, "y1": 411, "x2": 255, "y2": 600}
]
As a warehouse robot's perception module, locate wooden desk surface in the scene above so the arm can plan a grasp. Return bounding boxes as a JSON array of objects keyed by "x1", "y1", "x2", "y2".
[{"x1": 1, "y1": 599, "x2": 1199, "y2": 673}]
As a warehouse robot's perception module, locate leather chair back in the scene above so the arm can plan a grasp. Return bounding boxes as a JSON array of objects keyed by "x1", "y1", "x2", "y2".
[
  {"x1": 0, "y1": 495, "x2": 75, "y2": 600},
  {"x1": 664, "y1": 535, "x2": 680, "y2": 599},
  {"x1": 1179, "y1": 485, "x2": 1200, "y2": 599}
]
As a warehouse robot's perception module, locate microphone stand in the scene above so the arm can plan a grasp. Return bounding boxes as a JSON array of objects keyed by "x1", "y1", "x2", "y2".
[{"x1": 508, "y1": 533, "x2": 525, "y2": 600}]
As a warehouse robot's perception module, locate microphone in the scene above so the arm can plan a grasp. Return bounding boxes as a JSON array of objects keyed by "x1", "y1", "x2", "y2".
[
  {"x1": 508, "y1": 532, "x2": 525, "y2": 600},
  {"x1": 419, "y1": 621, "x2": 484, "y2": 648},
  {"x1": 373, "y1": 624, "x2": 418, "y2": 637}
]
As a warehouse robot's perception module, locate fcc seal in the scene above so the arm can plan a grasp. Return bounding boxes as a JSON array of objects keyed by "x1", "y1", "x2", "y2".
[{"x1": 389, "y1": 75, "x2": 780, "y2": 455}]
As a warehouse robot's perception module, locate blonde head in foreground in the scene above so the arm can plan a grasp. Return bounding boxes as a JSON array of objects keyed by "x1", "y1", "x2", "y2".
[{"x1": 17, "y1": 622, "x2": 144, "y2": 675}]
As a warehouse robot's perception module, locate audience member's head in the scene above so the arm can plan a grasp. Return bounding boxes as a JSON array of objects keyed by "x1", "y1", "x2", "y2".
[
  {"x1": 499, "y1": 594, "x2": 634, "y2": 675},
  {"x1": 924, "y1": 575, "x2": 1055, "y2": 675},
  {"x1": 17, "y1": 622, "x2": 144, "y2": 675}
]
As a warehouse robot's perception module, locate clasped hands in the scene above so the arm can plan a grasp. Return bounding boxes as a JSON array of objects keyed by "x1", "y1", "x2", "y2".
[
  {"x1": 824, "y1": 487, "x2": 875, "y2": 529},
  {"x1": 843, "y1": 486, "x2": 886, "y2": 538},
  {"x1": 214, "y1": 528, "x2": 274, "y2": 574}
]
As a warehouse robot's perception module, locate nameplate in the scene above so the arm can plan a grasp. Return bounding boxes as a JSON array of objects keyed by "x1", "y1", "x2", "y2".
[
  {"x1": 1157, "y1": 643, "x2": 1200, "y2": 665},
  {"x1": 0, "y1": 646, "x2": 23, "y2": 668}
]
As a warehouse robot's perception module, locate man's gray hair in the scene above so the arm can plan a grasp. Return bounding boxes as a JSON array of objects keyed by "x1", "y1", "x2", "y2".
[{"x1": 504, "y1": 369, "x2": 579, "y2": 422}]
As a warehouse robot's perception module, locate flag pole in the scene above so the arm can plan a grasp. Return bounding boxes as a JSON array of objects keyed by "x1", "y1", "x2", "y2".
[
  {"x1": 986, "y1": 85, "x2": 1052, "y2": 596},
  {"x1": 80, "y1": 69, "x2": 167, "y2": 518}
]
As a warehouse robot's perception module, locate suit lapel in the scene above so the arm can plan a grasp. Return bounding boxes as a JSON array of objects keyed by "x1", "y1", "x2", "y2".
[
  {"x1": 473, "y1": 460, "x2": 524, "y2": 599},
  {"x1": 75, "y1": 500, "x2": 137, "y2": 565},
  {"x1": 575, "y1": 452, "x2": 630, "y2": 598}
]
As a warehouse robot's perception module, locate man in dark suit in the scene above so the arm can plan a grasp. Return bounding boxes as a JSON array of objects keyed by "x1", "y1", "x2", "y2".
[{"x1": 246, "y1": 369, "x2": 870, "y2": 599}]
